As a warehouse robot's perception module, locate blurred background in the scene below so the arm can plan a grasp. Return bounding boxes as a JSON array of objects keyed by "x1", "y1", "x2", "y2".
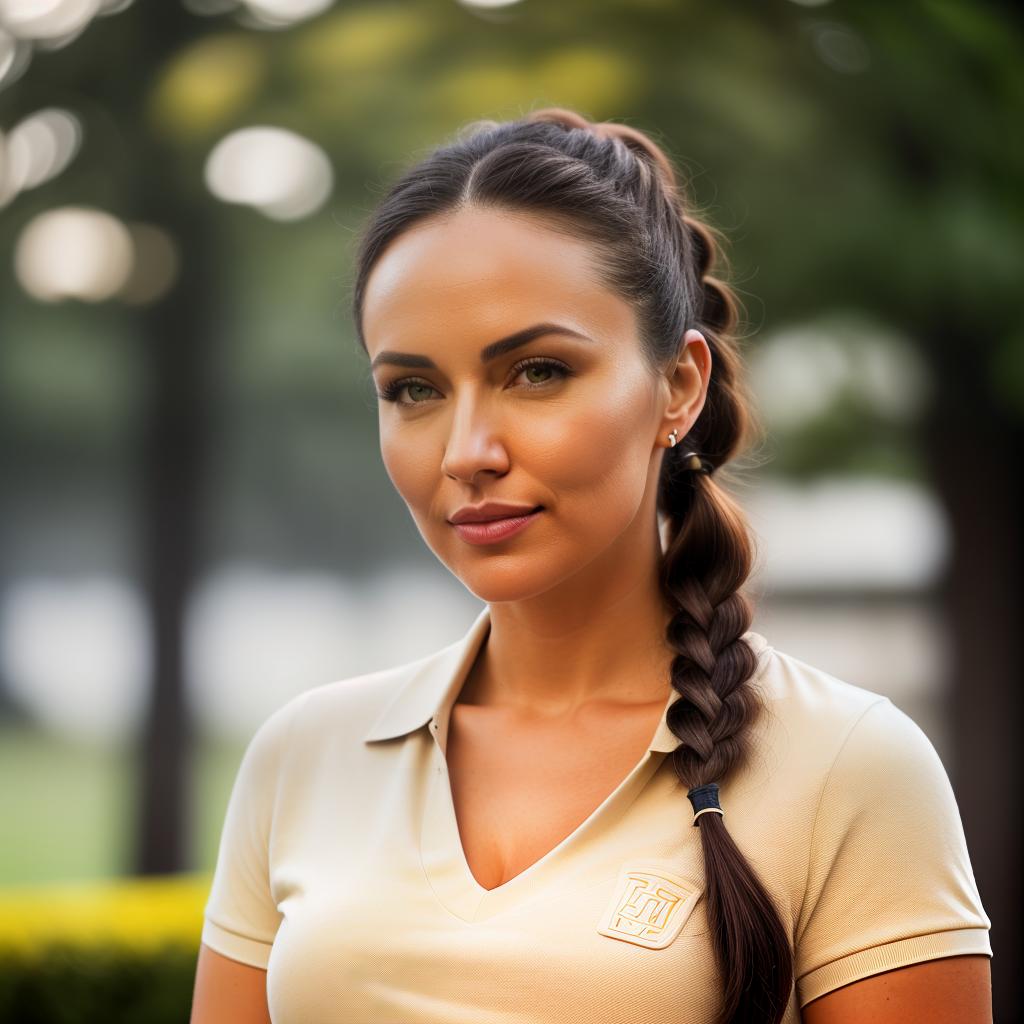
[{"x1": 0, "y1": 0, "x2": 1020, "y2": 1020}]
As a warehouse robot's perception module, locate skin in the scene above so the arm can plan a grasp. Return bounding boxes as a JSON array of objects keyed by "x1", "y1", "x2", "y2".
[
  {"x1": 190, "y1": 946, "x2": 272, "y2": 1024},
  {"x1": 801, "y1": 955, "x2": 992, "y2": 1023},
  {"x1": 189, "y1": 203, "x2": 991, "y2": 1023},
  {"x1": 363, "y1": 205, "x2": 710, "y2": 714},
  {"x1": 363, "y1": 203, "x2": 712, "y2": 900}
]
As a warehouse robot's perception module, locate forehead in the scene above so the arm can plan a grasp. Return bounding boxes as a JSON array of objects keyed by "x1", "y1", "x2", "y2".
[{"x1": 361, "y1": 207, "x2": 629, "y2": 354}]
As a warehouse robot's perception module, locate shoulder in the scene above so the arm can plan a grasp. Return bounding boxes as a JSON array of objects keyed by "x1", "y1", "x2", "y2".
[
  {"x1": 234, "y1": 643, "x2": 448, "y2": 772},
  {"x1": 748, "y1": 636, "x2": 960, "y2": 825},
  {"x1": 774, "y1": 641, "x2": 993, "y2": 1004},
  {"x1": 738, "y1": 635, "x2": 956, "y2": 834},
  {"x1": 235, "y1": 609, "x2": 491, "y2": 783},
  {"x1": 751, "y1": 637, "x2": 899, "y2": 769}
]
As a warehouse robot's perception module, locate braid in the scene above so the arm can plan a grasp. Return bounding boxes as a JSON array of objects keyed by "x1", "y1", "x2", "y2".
[
  {"x1": 682, "y1": 215, "x2": 736, "y2": 337},
  {"x1": 593, "y1": 116, "x2": 793, "y2": 1022},
  {"x1": 659, "y1": 475, "x2": 792, "y2": 1024},
  {"x1": 351, "y1": 106, "x2": 792, "y2": 1024},
  {"x1": 658, "y1": 211, "x2": 792, "y2": 1024}
]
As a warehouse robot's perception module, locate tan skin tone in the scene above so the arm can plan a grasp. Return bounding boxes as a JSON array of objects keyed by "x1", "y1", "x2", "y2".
[
  {"x1": 190, "y1": 204, "x2": 992, "y2": 1022},
  {"x1": 190, "y1": 947, "x2": 271, "y2": 1024},
  {"x1": 365, "y1": 206, "x2": 707, "y2": 890}
]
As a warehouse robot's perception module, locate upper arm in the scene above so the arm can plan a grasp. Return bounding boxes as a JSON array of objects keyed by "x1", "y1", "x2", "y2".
[
  {"x1": 190, "y1": 941, "x2": 272, "y2": 1024},
  {"x1": 802, "y1": 953, "x2": 992, "y2": 1024},
  {"x1": 201, "y1": 694, "x2": 307, "y2": 970},
  {"x1": 794, "y1": 698, "x2": 992, "y2": 1009}
]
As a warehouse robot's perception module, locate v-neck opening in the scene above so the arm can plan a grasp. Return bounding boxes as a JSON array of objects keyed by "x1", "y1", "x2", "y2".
[
  {"x1": 420, "y1": 726, "x2": 669, "y2": 923},
  {"x1": 450, "y1": 744, "x2": 660, "y2": 894},
  {"x1": 412, "y1": 609, "x2": 775, "y2": 923}
]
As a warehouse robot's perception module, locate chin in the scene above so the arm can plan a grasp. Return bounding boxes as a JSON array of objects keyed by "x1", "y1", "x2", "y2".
[{"x1": 445, "y1": 553, "x2": 578, "y2": 605}]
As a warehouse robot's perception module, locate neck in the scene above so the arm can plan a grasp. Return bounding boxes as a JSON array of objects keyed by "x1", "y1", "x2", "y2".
[{"x1": 462, "y1": 563, "x2": 677, "y2": 718}]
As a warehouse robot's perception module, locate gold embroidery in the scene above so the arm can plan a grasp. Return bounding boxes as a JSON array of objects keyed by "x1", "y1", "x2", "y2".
[{"x1": 597, "y1": 865, "x2": 700, "y2": 949}]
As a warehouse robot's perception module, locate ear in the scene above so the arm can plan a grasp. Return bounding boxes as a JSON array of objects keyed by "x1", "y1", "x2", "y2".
[{"x1": 660, "y1": 329, "x2": 712, "y2": 441}]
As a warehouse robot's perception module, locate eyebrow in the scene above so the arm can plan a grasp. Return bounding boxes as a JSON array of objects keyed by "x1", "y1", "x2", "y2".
[{"x1": 369, "y1": 322, "x2": 593, "y2": 372}]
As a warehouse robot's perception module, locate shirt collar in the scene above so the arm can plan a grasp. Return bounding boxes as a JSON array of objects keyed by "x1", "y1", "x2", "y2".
[
  {"x1": 363, "y1": 605, "x2": 772, "y2": 754},
  {"x1": 363, "y1": 605, "x2": 493, "y2": 746}
]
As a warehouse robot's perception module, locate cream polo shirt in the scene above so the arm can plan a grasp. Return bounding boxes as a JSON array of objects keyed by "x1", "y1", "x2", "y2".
[{"x1": 201, "y1": 605, "x2": 993, "y2": 1023}]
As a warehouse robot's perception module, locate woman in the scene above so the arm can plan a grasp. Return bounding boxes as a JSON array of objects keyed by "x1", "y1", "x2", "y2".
[{"x1": 191, "y1": 109, "x2": 993, "y2": 1024}]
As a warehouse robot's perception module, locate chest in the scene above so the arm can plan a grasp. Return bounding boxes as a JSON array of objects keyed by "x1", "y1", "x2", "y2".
[
  {"x1": 443, "y1": 700, "x2": 668, "y2": 891},
  {"x1": 260, "y1": 695, "x2": 812, "y2": 1024}
]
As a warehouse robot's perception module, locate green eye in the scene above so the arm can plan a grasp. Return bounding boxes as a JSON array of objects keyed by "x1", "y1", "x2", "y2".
[
  {"x1": 375, "y1": 379, "x2": 437, "y2": 404},
  {"x1": 376, "y1": 357, "x2": 573, "y2": 408},
  {"x1": 513, "y1": 357, "x2": 572, "y2": 388},
  {"x1": 405, "y1": 383, "x2": 435, "y2": 402}
]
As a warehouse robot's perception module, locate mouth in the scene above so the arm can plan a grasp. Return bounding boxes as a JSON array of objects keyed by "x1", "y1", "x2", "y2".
[
  {"x1": 449, "y1": 506, "x2": 545, "y2": 545},
  {"x1": 471, "y1": 505, "x2": 544, "y2": 523}
]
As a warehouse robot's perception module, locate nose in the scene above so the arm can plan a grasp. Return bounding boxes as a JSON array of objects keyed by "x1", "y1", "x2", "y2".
[{"x1": 440, "y1": 393, "x2": 510, "y2": 483}]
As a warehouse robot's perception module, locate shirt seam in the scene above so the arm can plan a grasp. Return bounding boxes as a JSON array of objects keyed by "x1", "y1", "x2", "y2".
[
  {"x1": 202, "y1": 912, "x2": 276, "y2": 949},
  {"x1": 797, "y1": 925, "x2": 993, "y2": 1005},
  {"x1": 794, "y1": 695, "x2": 890, "y2": 946}
]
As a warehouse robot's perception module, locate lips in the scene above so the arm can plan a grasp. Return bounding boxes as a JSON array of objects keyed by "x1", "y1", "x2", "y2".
[
  {"x1": 449, "y1": 504, "x2": 544, "y2": 524},
  {"x1": 468, "y1": 505, "x2": 543, "y2": 523},
  {"x1": 449, "y1": 507, "x2": 544, "y2": 545}
]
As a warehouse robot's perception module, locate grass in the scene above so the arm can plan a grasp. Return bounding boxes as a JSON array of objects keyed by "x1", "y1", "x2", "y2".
[{"x1": 0, "y1": 725, "x2": 246, "y2": 886}]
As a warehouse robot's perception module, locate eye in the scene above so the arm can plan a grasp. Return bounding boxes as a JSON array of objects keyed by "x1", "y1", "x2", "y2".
[
  {"x1": 375, "y1": 356, "x2": 573, "y2": 407},
  {"x1": 375, "y1": 378, "x2": 438, "y2": 405},
  {"x1": 510, "y1": 356, "x2": 572, "y2": 389}
]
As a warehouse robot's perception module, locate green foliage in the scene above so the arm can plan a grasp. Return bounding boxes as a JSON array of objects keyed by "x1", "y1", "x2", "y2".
[
  {"x1": 0, "y1": 942, "x2": 197, "y2": 1024},
  {"x1": 0, "y1": 0, "x2": 1021, "y2": 557}
]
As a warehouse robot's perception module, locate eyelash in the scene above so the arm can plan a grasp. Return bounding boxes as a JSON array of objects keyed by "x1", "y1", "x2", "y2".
[{"x1": 375, "y1": 356, "x2": 573, "y2": 407}]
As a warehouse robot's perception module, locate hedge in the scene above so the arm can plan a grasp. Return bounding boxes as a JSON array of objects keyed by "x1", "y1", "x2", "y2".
[{"x1": 0, "y1": 873, "x2": 211, "y2": 1023}]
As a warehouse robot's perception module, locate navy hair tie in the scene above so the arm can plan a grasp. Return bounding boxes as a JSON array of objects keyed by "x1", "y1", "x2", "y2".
[{"x1": 687, "y1": 782, "x2": 724, "y2": 826}]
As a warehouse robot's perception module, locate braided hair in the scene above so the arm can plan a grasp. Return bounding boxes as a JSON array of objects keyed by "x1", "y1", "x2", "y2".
[{"x1": 350, "y1": 107, "x2": 791, "y2": 1024}]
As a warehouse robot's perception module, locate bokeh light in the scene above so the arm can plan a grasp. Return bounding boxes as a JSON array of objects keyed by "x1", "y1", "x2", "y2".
[
  {"x1": 204, "y1": 124, "x2": 333, "y2": 221},
  {"x1": 14, "y1": 206, "x2": 134, "y2": 302},
  {"x1": 0, "y1": 0, "x2": 104, "y2": 42},
  {"x1": 242, "y1": 0, "x2": 334, "y2": 27},
  {"x1": 0, "y1": 576, "x2": 149, "y2": 744},
  {"x1": 0, "y1": 107, "x2": 82, "y2": 208}
]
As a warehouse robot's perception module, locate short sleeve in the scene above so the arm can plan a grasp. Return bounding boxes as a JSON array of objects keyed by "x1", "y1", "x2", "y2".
[
  {"x1": 795, "y1": 697, "x2": 993, "y2": 1008},
  {"x1": 201, "y1": 693, "x2": 306, "y2": 969}
]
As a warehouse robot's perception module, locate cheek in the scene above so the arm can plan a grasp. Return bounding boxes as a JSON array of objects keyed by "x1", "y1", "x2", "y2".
[
  {"x1": 379, "y1": 426, "x2": 436, "y2": 511},
  {"x1": 530, "y1": 370, "x2": 657, "y2": 508}
]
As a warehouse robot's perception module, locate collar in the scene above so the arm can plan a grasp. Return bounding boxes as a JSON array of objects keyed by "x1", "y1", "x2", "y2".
[
  {"x1": 363, "y1": 605, "x2": 772, "y2": 754},
  {"x1": 362, "y1": 605, "x2": 493, "y2": 745}
]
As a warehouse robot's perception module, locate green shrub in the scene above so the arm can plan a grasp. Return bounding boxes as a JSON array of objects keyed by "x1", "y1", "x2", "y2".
[{"x1": 0, "y1": 941, "x2": 198, "y2": 1023}]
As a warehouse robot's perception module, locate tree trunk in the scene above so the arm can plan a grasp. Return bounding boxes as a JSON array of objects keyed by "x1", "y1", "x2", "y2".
[
  {"x1": 124, "y1": 5, "x2": 213, "y2": 877},
  {"x1": 919, "y1": 326, "x2": 1022, "y2": 1024}
]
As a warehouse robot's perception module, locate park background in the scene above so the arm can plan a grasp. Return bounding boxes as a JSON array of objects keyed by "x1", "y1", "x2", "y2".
[{"x1": 0, "y1": 0, "x2": 1020, "y2": 1020}]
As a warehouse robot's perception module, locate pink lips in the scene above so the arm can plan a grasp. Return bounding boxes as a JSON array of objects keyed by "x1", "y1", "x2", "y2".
[{"x1": 450, "y1": 507, "x2": 544, "y2": 545}]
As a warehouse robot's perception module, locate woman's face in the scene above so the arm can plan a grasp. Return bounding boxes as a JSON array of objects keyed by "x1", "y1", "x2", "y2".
[{"x1": 361, "y1": 205, "x2": 709, "y2": 604}]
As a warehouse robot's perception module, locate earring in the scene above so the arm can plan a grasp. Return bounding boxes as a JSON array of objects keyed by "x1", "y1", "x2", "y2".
[{"x1": 667, "y1": 430, "x2": 678, "y2": 447}]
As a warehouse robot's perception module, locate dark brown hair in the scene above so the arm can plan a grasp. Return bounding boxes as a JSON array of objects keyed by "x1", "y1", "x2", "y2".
[{"x1": 349, "y1": 107, "x2": 791, "y2": 1024}]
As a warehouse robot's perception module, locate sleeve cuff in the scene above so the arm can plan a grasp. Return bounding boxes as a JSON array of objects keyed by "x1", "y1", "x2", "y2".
[
  {"x1": 200, "y1": 916, "x2": 276, "y2": 970},
  {"x1": 798, "y1": 927, "x2": 993, "y2": 1008}
]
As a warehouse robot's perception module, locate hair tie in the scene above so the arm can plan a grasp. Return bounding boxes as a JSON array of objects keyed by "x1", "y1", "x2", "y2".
[
  {"x1": 666, "y1": 432, "x2": 714, "y2": 475},
  {"x1": 687, "y1": 782, "x2": 724, "y2": 825},
  {"x1": 680, "y1": 450, "x2": 714, "y2": 475}
]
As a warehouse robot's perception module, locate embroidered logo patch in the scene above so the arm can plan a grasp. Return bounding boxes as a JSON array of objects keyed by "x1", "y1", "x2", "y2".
[{"x1": 597, "y1": 864, "x2": 701, "y2": 949}]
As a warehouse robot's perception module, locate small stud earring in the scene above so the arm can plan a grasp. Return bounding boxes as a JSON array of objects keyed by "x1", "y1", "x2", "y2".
[{"x1": 667, "y1": 430, "x2": 678, "y2": 447}]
